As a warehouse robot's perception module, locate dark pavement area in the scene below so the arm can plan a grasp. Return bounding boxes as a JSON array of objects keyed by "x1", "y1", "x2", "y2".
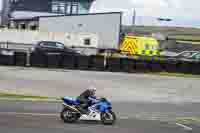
[
  {"x1": 0, "y1": 101, "x2": 200, "y2": 121},
  {"x1": 0, "y1": 66, "x2": 200, "y2": 132},
  {"x1": 0, "y1": 100, "x2": 199, "y2": 133},
  {"x1": 0, "y1": 111, "x2": 189, "y2": 133}
]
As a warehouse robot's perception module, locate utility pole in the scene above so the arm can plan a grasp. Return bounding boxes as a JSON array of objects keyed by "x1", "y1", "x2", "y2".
[
  {"x1": 132, "y1": 8, "x2": 136, "y2": 34},
  {"x1": 132, "y1": 8, "x2": 136, "y2": 26},
  {"x1": 157, "y1": 17, "x2": 172, "y2": 26},
  {"x1": 1, "y1": 0, "x2": 11, "y2": 26}
]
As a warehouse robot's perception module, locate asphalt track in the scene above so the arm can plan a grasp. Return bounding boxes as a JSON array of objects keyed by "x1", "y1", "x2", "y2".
[
  {"x1": 1, "y1": 66, "x2": 200, "y2": 103},
  {"x1": 0, "y1": 66, "x2": 200, "y2": 132},
  {"x1": 0, "y1": 100, "x2": 198, "y2": 133}
]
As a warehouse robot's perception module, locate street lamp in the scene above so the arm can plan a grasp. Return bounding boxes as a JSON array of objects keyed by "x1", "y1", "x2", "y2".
[
  {"x1": 132, "y1": 8, "x2": 136, "y2": 26},
  {"x1": 156, "y1": 17, "x2": 173, "y2": 27},
  {"x1": 157, "y1": 18, "x2": 172, "y2": 22}
]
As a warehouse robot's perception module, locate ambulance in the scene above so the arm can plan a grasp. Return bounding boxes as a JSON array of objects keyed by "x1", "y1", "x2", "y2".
[{"x1": 120, "y1": 35, "x2": 160, "y2": 56}]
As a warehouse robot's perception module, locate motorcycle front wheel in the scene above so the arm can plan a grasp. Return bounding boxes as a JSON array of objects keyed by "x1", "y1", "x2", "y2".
[{"x1": 100, "y1": 111, "x2": 116, "y2": 125}]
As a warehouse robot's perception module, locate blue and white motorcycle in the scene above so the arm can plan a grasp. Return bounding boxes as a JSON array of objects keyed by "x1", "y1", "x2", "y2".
[{"x1": 60, "y1": 96, "x2": 116, "y2": 125}]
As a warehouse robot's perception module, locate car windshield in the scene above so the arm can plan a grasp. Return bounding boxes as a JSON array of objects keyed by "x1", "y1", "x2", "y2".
[
  {"x1": 40, "y1": 42, "x2": 56, "y2": 47},
  {"x1": 56, "y1": 42, "x2": 64, "y2": 49}
]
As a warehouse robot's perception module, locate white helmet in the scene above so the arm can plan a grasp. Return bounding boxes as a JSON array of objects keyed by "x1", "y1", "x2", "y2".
[{"x1": 88, "y1": 86, "x2": 97, "y2": 92}]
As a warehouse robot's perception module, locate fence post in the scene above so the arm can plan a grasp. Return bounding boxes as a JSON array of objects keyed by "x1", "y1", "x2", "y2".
[
  {"x1": 6, "y1": 41, "x2": 8, "y2": 49},
  {"x1": 104, "y1": 51, "x2": 108, "y2": 68},
  {"x1": 26, "y1": 49, "x2": 31, "y2": 67}
]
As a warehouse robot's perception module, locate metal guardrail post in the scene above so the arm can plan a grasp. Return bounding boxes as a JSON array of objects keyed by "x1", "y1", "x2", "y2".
[
  {"x1": 104, "y1": 51, "x2": 108, "y2": 68},
  {"x1": 26, "y1": 49, "x2": 31, "y2": 67},
  {"x1": 6, "y1": 41, "x2": 8, "y2": 49}
]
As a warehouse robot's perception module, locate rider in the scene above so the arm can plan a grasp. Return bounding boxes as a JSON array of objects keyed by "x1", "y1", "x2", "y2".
[{"x1": 77, "y1": 86, "x2": 97, "y2": 114}]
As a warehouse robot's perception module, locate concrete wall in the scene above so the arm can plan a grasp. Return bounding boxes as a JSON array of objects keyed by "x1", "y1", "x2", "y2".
[
  {"x1": 0, "y1": 29, "x2": 98, "y2": 48},
  {"x1": 39, "y1": 13, "x2": 122, "y2": 49}
]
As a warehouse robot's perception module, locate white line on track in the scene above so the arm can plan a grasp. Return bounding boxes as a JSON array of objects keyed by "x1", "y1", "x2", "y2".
[{"x1": 176, "y1": 123, "x2": 193, "y2": 131}]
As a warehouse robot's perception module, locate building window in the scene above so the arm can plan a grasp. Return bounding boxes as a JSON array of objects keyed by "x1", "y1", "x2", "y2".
[
  {"x1": 20, "y1": 23, "x2": 26, "y2": 30},
  {"x1": 145, "y1": 44, "x2": 149, "y2": 50},
  {"x1": 52, "y1": 0, "x2": 66, "y2": 14},
  {"x1": 30, "y1": 25, "x2": 37, "y2": 30},
  {"x1": 71, "y1": 2, "x2": 79, "y2": 14},
  {"x1": 78, "y1": 2, "x2": 90, "y2": 14},
  {"x1": 51, "y1": 0, "x2": 79, "y2": 14},
  {"x1": 15, "y1": 24, "x2": 19, "y2": 29},
  {"x1": 52, "y1": 3, "x2": 59, "y2": 12},
  {"x1": 65, "y1": 3, "x2": 71, "y2": 14},
  {"x1": 84, "y1": 38, "x2": 91, "y2": 45}
]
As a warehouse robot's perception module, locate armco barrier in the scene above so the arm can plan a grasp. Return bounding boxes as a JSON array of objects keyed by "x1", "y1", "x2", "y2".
[
  {"x1": 120, "y1": 58, "x2": 136, "y2": 73},
  {"x1": 90, "y1": 56, "x2": 105, "y2": 71},
  {"x1": 0, "y1": 50, "x2": 200, "y2": 75},
  {"x1": 191, "y1": 61, "x2": 200, "y2": 75},
  {"x1": 76, "y1": 55, "x2": 91, "y2": 70},
  {"x1": 135, "y1": 59, "x2": 151, "y2": 72},
  {"x1": 107, "y1": 57, "x2": 121, "y2": 72},
  {"x1": 46, "y1": 53, "x2": 62, "y2": 68},
  {"x1": 163, "y1": 60, "x2": 179, "y2": 73},
  {"x1": 149, "y1": 59, "x2": 164, "y2": 72},
  {"x1": 14, "y1": 52, "x2": 26, "y2": 66},
  {"x1": 30, "y1": 53, "x2": 47, "y2": 67},
  {"x1": 177, "y1": 61, "x2": 192, "y2": 74},
  {"x1": 0, "y1": 54, "x2": 14, "y2": 65},
  {"x1": 61, "y1": 54, "x2": 77, "y2": 69}
]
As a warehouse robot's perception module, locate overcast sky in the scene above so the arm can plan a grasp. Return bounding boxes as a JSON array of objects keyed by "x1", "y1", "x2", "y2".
[{"x1": 90, "y1": 0, "x2": 200, "y2": 28}]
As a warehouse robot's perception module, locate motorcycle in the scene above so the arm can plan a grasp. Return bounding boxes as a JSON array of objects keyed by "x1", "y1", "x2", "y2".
[{"x1": 60, "y1": 96, "x2": 116, "y2": 125}]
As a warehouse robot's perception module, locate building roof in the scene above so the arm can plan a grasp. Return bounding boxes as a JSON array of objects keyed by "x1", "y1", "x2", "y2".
[
  {"x1": 10, "y1": 11, "x2": 63, "y2": 20},
  {"x1": 10, "y1": 11, "x2": 122, "y2": 21}
]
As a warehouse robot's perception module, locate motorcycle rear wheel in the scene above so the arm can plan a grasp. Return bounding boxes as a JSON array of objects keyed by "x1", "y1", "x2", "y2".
[{"x1": 60, "y1": 108, "x2": 80, "y2": 123}]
